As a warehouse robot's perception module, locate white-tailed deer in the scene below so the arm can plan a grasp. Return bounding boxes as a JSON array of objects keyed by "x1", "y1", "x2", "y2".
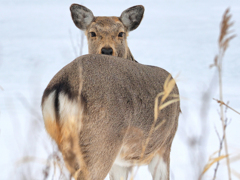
[
  {"x1": 41, "y1": 4, "x2": 180, "y2": 180},
  {"x1": 70, "y1": 4, "x2": 144, "y2": 62}
]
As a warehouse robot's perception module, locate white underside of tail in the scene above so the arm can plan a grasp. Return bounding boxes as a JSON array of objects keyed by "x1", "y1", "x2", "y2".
[
  {"x1": 58, "y1": 93, "x2": 83, "y2": 131},
  {"x1": 42, "y1": 91, "x2": 83, "y2": 130},
  {"x1": 42, "y1": 91, "x2": 56, "y2": 122},
  {"x1": 42, "y1": 90, "x2": 85, "y2": 176}
]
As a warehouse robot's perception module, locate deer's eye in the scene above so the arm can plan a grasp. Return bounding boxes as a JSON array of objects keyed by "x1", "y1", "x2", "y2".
[
  {"x1": 90, "y1": 32, "x2": 96, "y2": 37},
  {"x1": 118, "y1": 32, "x2": 124, "y2": 37}
]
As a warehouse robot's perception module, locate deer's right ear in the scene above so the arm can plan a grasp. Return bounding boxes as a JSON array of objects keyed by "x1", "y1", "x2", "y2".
[
  {"x1": 70, "y1": 4, "x2": 94, "y2": 30},
  {"x1": 120, "y1": 5, "x2": 144, "y2": 31}
]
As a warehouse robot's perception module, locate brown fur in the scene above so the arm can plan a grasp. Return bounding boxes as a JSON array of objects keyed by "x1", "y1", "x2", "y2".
[
  {"x1": 41, "y1": 54, "x2": 180, "y2": 180},
  {"x1": 70, "y1": 4, "x2": 144, "y2": 62}
]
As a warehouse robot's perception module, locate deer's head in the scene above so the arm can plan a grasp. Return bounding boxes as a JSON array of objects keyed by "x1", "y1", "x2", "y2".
[{"x1": 70, "y1": 4, "x2": 144, "y2": 60}]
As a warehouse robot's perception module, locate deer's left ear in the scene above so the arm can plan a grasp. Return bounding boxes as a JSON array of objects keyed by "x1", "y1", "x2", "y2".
[
  {"x1": 120, "y1": 5, "x2": 144, "y2": 31},
  {"x1": 70, "y1": 4, "x2": 94, "y2": 30}
]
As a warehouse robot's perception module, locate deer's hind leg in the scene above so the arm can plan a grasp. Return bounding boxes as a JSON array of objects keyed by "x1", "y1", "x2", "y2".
[
  {"x1": 74, "y1": 110, "x2": 129, "y2": 180},
  {"x1": 109, "y1": 164, "x2": 132, "y2": 180},
  {"x1": 148, "y1": 147, "x2": 170, "y2": 180}
]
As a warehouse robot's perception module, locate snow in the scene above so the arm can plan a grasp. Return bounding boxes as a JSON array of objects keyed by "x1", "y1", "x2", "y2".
[{"x1": 0, "y1": 0, "x2": 240, "y2": 179}]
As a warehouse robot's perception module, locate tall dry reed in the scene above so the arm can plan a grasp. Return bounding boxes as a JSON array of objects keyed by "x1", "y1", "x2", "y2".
[{"x1": 200, "y1": 8, "x2": 237, "y2": 180}]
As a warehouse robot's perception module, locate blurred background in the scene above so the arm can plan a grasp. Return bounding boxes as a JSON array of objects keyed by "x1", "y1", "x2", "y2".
[{"x1": 0, "y1": 0, "x2": 240, "y2": 179}]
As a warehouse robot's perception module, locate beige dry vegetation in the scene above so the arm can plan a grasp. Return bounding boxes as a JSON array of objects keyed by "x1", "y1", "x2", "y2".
[
  {"x1": 129, "y1": 74, "x2": 180, "y2": 180},
  {"x1": 199, "y1": 8, "x2": 240, "y2": 180}
]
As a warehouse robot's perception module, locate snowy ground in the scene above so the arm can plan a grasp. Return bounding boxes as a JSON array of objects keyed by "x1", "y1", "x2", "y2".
[{"x1": 0, "y1": 0, "x2": 240, "y2": 179}]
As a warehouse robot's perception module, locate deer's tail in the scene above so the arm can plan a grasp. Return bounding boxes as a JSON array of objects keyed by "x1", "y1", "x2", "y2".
[{"x1": 41, "y1": 68, "x2": 89, "y2": 178}]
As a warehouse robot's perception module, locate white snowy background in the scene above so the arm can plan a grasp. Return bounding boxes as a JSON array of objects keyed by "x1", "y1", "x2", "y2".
[{"x1": 0, "y1": 0, "x2": 240, "y2": 179}]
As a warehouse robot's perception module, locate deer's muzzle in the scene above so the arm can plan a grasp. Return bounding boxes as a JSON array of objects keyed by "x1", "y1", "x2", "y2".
[{"x1": 101, "y1": 47, "x2": 113, "y2": 55}]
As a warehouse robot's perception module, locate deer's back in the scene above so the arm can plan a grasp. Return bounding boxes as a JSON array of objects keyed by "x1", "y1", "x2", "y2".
[{"x1": 43, "y1": 54, "x2": 180, "y2": 164}]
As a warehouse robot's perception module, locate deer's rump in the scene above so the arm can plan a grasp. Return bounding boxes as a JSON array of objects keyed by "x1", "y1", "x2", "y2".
[{"x1": 42, "y1": 54, "x2": 180, "y2": 167}]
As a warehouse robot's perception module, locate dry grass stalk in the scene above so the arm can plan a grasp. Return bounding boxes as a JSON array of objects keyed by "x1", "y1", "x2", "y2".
[
  {"x1": 213, "y1": 98, "x2": 240, "y2": 115},
  {"x1": 213, "y1": 124, "x2": 226, "y2": 180},
  {"x1": 69, "y1": 29, "x2": 84, "y2": 57},
  {"x1": 129, "y1": 75, "x2": 179, "y2": 180},
  {"x1": 16, "y1": 91, "x2": 70, "y2": 179},
  {"x1": 43, "y1": 151, "x2": 70, "y2": 180},
  {"x1": 16, "y1": 152, "x2": 69, "y2": 180},
  {"x1": 16, "y1": 156, "x2": 47, "y2": 166},
  {"x1": 199, "y1": 117, "x2": 230, "y2": 180},
  {"x1": 143, "y1": 74, "x2": 179, "y2": 158},
  {"x1": 232, "y1": 169, "x2": 240, "y2": 179},
  {"x1": 228, "y1": 154, "x2": 240, "y2": 179},
  {"x1": 209, "y1": 8, "x2": 236, "y2": 180},
  {"x1": 229, "y1": 153, "x2": 240, "y2": 163},
  {"x1": 200, "y1": 153, "x2": 228, "y2": 176}
]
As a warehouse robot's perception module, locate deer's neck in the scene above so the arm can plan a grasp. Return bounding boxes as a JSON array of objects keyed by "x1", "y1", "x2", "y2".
[{"x1": 126, "y1": 47, "x2": 138, "y2": 63}]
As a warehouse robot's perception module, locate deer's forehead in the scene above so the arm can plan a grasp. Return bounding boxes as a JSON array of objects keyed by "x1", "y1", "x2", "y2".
[{"x1": 89, "y1": 17, "x2": 125, "y2": 32}]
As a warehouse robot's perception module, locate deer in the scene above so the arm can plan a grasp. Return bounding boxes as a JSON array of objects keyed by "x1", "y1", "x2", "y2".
[
  {"x1": 41, "y1": 4, "x2": 180, "y2": 180},
  {"x1": 70, "y1": 4, "x2": 144, "y2": 62}
]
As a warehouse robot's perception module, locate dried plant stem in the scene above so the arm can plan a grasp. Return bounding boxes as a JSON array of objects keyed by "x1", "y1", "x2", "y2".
[
  {"x1": 209, "y1": 8, "x2": 236, "y2": 180},
  {"x1": 213, "y1": 98, "x2": 240, "y2": 115},
  {"x1": 139, "y1": 75, "x2": 179, "y2": 160},
  {"x1": 213, "y1": 122, "x2": 227, "y2": 179},
  {"x1": 217, "y1": 51, "x2": 232, "y2": 180},
  {"x1": 69, "y1": 29, "x2": 78, "y2": 57},
  {"x1": 129, "y1": 75, "x2": 179, "y2": 180},
  {"x1": 69, "y1": 29, "x2": 84, "y2": 57}
]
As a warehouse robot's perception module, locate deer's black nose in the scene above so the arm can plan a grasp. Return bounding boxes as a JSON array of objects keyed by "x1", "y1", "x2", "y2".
[{"x1": 101, "y1": 48, "x2": 113, "y2": 55}]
